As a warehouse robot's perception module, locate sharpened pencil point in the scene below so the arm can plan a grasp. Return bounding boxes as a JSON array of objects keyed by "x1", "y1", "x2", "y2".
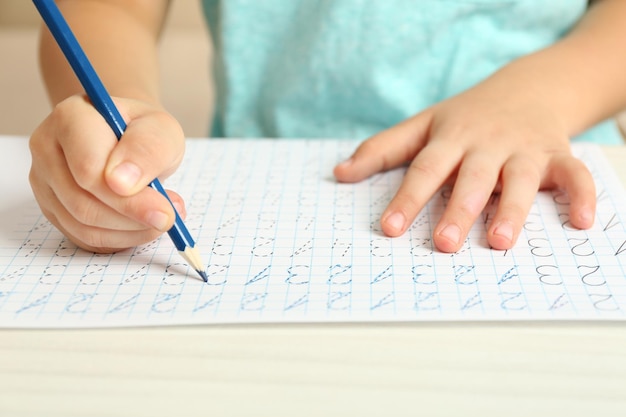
[
  {"x1": 198, "y1": 269, "x2": 208, "y2": 283},
  {"x1": 178, "y1": 247, "x2": 207, "y2": 282}
]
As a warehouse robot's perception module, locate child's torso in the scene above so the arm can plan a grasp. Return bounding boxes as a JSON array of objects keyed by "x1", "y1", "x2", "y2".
[{"x1": 200, "y1": 0, "x2": 620, "y2": 144}]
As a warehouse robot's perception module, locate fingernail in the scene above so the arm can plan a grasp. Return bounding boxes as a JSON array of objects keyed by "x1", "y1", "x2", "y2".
[
  {"x1": 580, "y1": 208, "x2": 593, "y2": 225},
  {"x1": 439, "y1": 223, "x2": 461, "y2": 245},
  {"x1": 145, "y1": 210, "x2": 170, "y2": 231},
  {"x1": 384, "y1": 211, "x2": 406, "y2": 233},
  {"x1": 111, "y1": 162, "x2": 142, "y2": 192},
  {"x1": 493, "y1": 221, "x2": 514, "y2": 242}
]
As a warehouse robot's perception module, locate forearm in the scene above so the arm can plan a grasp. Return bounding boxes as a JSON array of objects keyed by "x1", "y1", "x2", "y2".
[
  {"x1": 479, "y1": 0, "x2": 626, "y2": 137},
  {"x1": 39, "y1": 0, "x2": 169, "y2": 106}
]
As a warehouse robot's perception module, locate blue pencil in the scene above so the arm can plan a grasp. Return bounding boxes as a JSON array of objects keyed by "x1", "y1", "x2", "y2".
[{"x1": 32, "y1": 0, "x2": 208, "y2": 282}]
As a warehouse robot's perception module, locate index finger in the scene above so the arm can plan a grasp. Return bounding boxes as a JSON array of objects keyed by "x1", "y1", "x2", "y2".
[{"x1": 381, "y1": 142, "x2": 464, "y2": 237}]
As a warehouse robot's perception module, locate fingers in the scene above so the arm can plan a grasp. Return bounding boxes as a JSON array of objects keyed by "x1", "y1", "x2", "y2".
[
  {"x1": 29, "y1": 95, "x2": 186, "y2": 252},
  {"x1": 333, "y1": 112, "x2": 433, "y2": 183},
  {"x1": 336, "y1": 123, "x2": 590, "y2": 254},
  {"x1": 332, "y1": 82, "x2": 596, "y2": 254},
  {"x1": 34, "y1": 97, "x2": 142, "y2": 231},
  {"x1": 411, "y1": 149, "x2": 591, "y2": 253},
  {"x1": 546, "y1": 154, "x2": 596, "y2": 229},
  {"x1": 381, "y1": 142, "x2": 464, "y2": 237},
  {"x1": 333, "y1": 111, "x2": 468, "y2": 239},
  {"x1": 33, "y1": 183, "x2": 164, "y2": 253},
  {"x1": 105, "y1": 99, "x2": 186, "y2": 196},
  {"x1": 433, "y1": 152, "x2": 503, "y2": 252},
  {"x1": 486, "y1": 153, "x2": 594, "y2": 250},
  {"x1": 31, "y1": 160, "x2": 186, "y2": 251},
  {"x1": 30, "y1": 155, "x2": 145, "y2": 232},
  {"x1": 486, "y1": 155, "x2": 542, "y2": 250}
]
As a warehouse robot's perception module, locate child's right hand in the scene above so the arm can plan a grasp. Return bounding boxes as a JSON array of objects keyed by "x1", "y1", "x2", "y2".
[{"x1": 29, "y1": 94, "x2": 187, "y2": 253}]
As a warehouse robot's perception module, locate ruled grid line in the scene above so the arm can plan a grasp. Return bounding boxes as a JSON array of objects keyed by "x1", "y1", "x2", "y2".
[{"x1": 1, "y1": 140, "x2": 625, "y2": 327}]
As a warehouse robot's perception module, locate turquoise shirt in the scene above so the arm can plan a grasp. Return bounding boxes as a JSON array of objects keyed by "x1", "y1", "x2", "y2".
[{"x1": 201, "y1": 0, "x2": 622, "y2": 144}]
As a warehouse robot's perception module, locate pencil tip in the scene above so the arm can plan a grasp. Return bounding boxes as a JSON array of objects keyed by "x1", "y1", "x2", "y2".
[
  {"x1": 178, "y1": 247, "x2": 208, "y2": 283},
  {"x1": 197, "y1": 269, "x2": 208, "y2": 283}
]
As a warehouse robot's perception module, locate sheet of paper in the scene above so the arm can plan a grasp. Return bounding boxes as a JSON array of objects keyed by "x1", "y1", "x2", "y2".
[{"x1": 1, "y1": 137, "x2": 626, "y2": 327}]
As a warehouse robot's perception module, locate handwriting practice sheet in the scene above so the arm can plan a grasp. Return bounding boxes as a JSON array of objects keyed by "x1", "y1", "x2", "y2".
[{"x1": 1, "y1": 138, "x2": 626, "y2": 327}]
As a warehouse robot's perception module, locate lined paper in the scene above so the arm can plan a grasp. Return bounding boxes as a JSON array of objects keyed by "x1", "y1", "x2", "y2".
[{"x1": 1, "y1": 138, "x2": 626, "y2": 327}]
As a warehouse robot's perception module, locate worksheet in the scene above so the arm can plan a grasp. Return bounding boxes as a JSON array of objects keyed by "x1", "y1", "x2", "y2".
[{"x1": 1, "y1": 138, "x2": 625, "y2": 327}]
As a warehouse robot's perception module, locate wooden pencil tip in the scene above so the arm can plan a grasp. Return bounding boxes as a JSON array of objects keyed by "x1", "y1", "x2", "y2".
[
  {"x1": 178, "y1": 247, "x2": 207, "y2": 282},
  {"x1": 197, "y1": 269, "x2": 208, "y2": 283}
]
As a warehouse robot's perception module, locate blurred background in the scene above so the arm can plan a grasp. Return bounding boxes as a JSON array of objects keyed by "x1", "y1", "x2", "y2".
[
  {"x1": 0, "y1": 1, "x2": 624, "y2": 140},
  {"x1": 0, "y1": 0, "x2": 213, "y2": 137}
]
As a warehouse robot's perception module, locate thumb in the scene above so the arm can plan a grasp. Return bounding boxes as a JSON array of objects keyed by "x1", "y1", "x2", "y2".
[
  {"x1": 105, "y1": 98, "x2": 185, "y2": 196},
  {"x1": 333, "y1": 110, "x2": 433, "y2": 183}
]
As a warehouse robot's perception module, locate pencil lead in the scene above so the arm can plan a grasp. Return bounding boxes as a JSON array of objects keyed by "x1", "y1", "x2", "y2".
[
  {"x1": 197, "y1": 269, "x2": 208, "y2": 283},
  {"x1": 178, "y1": 246, "x2": 208, "y2": 282}
]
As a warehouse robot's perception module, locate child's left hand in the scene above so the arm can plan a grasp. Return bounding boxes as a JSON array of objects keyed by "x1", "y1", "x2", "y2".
[{"x1": 333, "y1": 72, "x2": 596, "y2": 253}]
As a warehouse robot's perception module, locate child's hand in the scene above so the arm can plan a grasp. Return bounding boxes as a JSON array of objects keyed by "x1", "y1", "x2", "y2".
[
  {"x1": 334, "y1": 79, "x2": 596, "y2": 252},
  {"x1": 29, "y1": 94, "x2": 187, "y2": 253}
]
